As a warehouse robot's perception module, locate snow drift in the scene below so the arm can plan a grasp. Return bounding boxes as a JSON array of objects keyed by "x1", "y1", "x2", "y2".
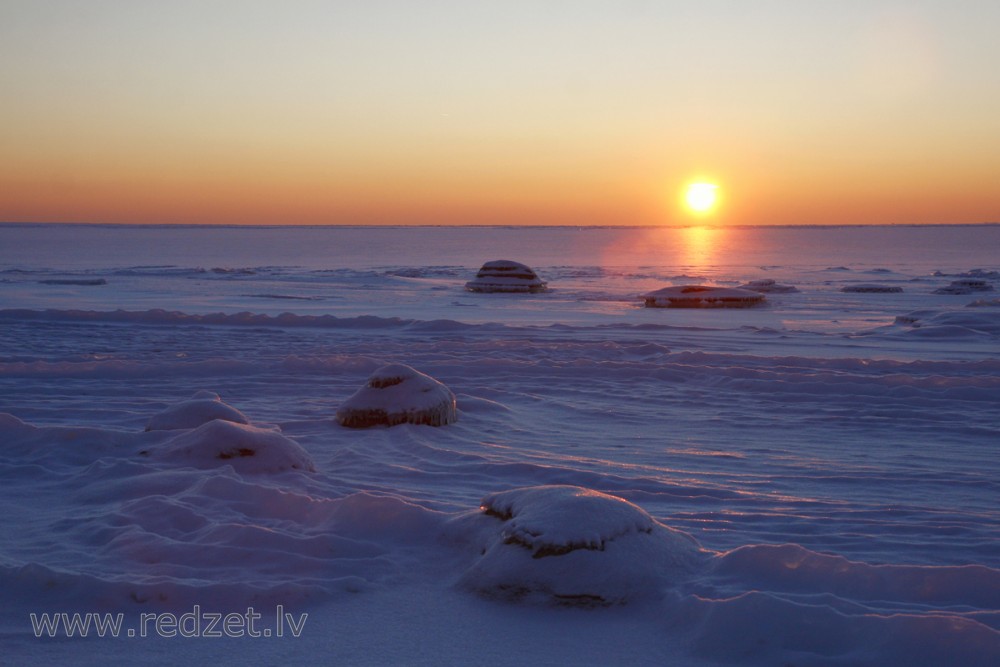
[
  {"x1": 145, "y1": 390, "x2": 249, "y2": 431},
  {"x1": 151, "y1": 419, "x2": 316, "y2": 473}
]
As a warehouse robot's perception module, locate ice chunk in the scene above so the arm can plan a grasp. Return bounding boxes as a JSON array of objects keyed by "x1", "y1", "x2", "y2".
[
  {"x1": 336, "y1": 363, "x2": 457, "y2": 428},
  {"x1": 145, "y1": 390, "x2": 250, "y2": 431},
  {"x1": 465, "y1": 260, "x2": 548, "y2": 293},
  {"x1": 152, "y1": 419, "x2": 315, "y2": 473},
  {"x1": 456, "y1": 485, "x2": 703, "y2": 605},
  {"x1": 934, "y1": 278, "x2": 995, "y2": 295},
  {"x1": 642, "y1": 285, "x2": 765, "y2": 308},
  {"x1": 738, "y1": 278, "x2": 799, "y2": 293},
  {"x1": 840, "y1": 284, "x2": 903, "y2": 293}
]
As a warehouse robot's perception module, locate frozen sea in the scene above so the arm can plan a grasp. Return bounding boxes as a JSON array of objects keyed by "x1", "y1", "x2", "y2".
[{"x1": 0, "y1": 223, "x2": 998, "y2": 666}]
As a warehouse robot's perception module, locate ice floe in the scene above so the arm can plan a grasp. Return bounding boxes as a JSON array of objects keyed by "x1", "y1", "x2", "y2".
[
  {"x1": 642, "y1": 285, "x2": 766, "y2": 308},
  {"x1": 465, "y1": 260, "x2": 548, "y2": 293},
  {"x1": 150, "y1": 419, "x2": 315, "y2": 473},
  {"x1": 738, "y1": 278, "x2": 799, "y2": 293},
  {"x1": 841, "y1": 284, "x2": 903, "y2": 293},
  {"x1": 454, "y1": 485, "x2": 704, "y2": 605},
  {"x1": 145, "y1": 390, "x2": 250, "y2": 431},
  {"x1": 934, "y1": 278, "x2": 995, "y2": 295},
  {"x1": 335, "y1": 363, "x2": 457, "y2": 427}
]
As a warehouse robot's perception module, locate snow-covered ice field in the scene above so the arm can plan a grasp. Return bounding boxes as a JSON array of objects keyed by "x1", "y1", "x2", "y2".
[{"x1": 1, "y1": 223, "x2": 998, "y2": 665}]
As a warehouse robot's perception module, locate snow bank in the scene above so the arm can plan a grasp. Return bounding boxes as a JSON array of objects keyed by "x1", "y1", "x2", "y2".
[
  {"x1": 145, "y1": 390, "x2": 249, "y2": 431},
  {"x1": 841, "y1": 284, "x2": 903, "y2": 293},
  {"x1": 738, "y1": 278, "x2": 798, "y2": 293},
  {"x1": 465, "y1": 260, "x2": 548, "y2": 293},
  {"x1": 151, "y1": 419, "x2": 315, "y2": 473},
  {"x1": 642, "y1": 285, "x2": 765, "y2": 308},
  {"x1": 454, "y1": 485, "x2": 703, "y2": 605},
  {"x1": 335, "y1": 363, "x2": 457, "y2": 427}
]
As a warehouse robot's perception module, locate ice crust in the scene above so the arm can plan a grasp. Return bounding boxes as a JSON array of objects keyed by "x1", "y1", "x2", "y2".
[
  {"x1": 465, "y1": 260, "x2": 548, "y2": 293},
  {"x1": 642, "y1": 285, "x2": 766, "y2": 308},
  {"x1": 145, "y1": 390, "x2": 249, "y2": 431},
  {"x1": 335, "y1": 363, "x2": 457, "y2": 427}
]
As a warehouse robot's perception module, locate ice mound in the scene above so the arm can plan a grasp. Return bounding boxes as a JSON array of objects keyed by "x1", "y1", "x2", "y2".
[
  {"x1": 455, "y1": 485, "x2": 703, "y2": 605},
  {"x1": 934, "y1": 278, "x2": 995, "y2": 295},
  {"x1": 642, "y1": 285, "x2": 765, "y2": 308},
  {"x1": 738, "y1": 278, "x2": 798, "y2": 293},
  {"x1": 145, "y1": 390, "x2": 249, "y2": 431},
  {"x1": 152, "y1": 419, "x2": 315, "y2": 473},
  {"x1": 841, "y1": 283, "x2": 903, "y2": 293},
  {"x1": 335, "y1": 363, "x2": 457, "y2": 428},
  {"x1": 465, "y1": 260, "x2": 548, "y2": 293}
]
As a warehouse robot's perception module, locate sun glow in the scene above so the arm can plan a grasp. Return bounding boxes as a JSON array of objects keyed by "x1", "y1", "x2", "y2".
[{"x1": 685, "y1": 183, "x2": 719, "y2": 214}]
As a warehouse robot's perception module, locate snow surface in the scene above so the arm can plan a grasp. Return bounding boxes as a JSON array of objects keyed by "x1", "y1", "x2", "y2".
[{"x1": 1, "y1": 224, "x2": 999, "y2": 666}]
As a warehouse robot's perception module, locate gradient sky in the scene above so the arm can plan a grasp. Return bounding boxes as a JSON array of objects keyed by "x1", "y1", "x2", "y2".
[{"x1": 2, "y1": 1, "x2": 999, "y2": 226}]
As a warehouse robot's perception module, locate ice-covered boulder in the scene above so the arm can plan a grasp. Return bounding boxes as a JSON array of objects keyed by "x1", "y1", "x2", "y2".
[
  {"x1": 336, "y1": 363, "x2": 457, "y2": 428},
  {"x1": 934, "y1": 278, "x2": 994, "y2": 295},
  {"x1": 465, "y1": 260, "x2": 547, "y2": 293},
  {"x1": 145, "y1": 390, "x2": 250, "y2": 431},
  {"x1": 738, "y1": 279, "x2": 798, "y2": 294},
  {"x1": 152, "y1": 419, "x2": 315, "y2": 473},
  {"x1": 840, "y1": 284, "x2": 903, "y2": 293},
  {"x1": 455, "y1": 485, "x2": 703, "y2": 605},
  {"x1": 642, "y1": 285, "x2": 765, "y2": 308}
]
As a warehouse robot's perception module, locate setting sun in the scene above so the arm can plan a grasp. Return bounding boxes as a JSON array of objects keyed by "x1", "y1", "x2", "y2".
[{"x1": 685, "y1": 183, "x2": 720, "y2": 214}]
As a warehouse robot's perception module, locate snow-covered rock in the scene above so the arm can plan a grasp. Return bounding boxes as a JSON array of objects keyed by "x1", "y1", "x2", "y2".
[
  {"x1": 738, "y1": 278, "x2": 798, "y2": 293},
  {"x1": 455, "y1": 485, "x2": 703, "y2": 605},
  {"x1": 934, "y1": 278, "x2": 994, "y2": 295},
  {"x1": 840, "y1": 284, "x2": 903, "y2": 293},
  {"x1": 151, "y1": 419, "x2": 315, "y2": 473},
  {"x1": 465, "y1": 260, "x2": 547, "y2": 293},
  {"x1": 642, "y1": 285, "x2": 765, "y2": 308},
  {"x1": 145, "y1": 390, "x2": 250, "y2": 431},
  {"x1": 336, "y1": 363, "x2": 457, "y2": 428}
]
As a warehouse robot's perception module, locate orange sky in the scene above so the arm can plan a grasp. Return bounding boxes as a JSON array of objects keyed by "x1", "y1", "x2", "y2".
[{"x1": 2, "y1": 1, "x2": 999, "y2": 226}]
